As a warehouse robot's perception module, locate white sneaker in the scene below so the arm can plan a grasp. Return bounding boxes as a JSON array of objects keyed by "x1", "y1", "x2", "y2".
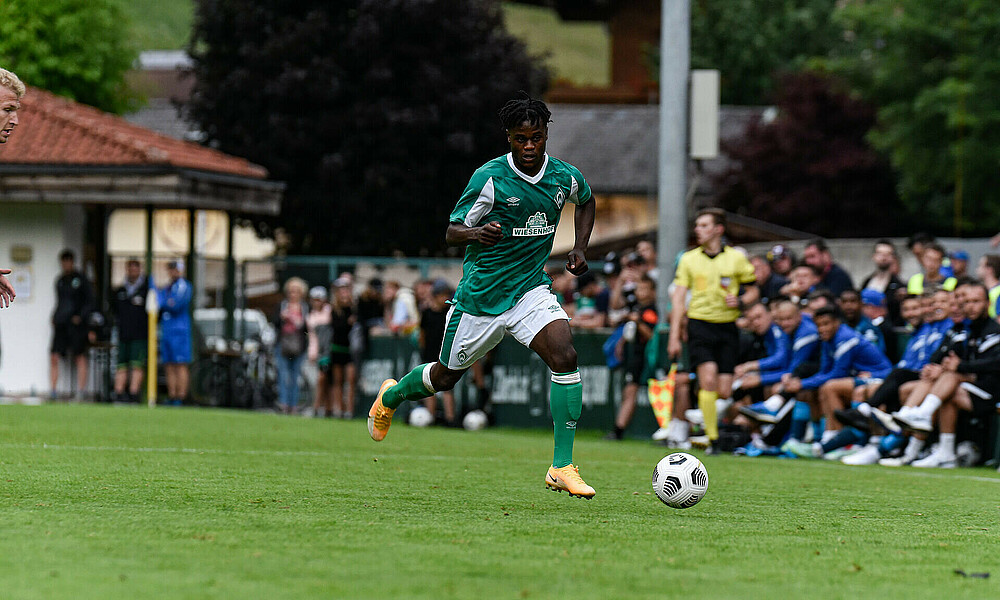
[
  {"x1": 912, "y1": 451, "x2": 957, "y2": 468},
  {"x1": 879, "y1": 456, "x2": 909, "y2": 467},
  {"x1": 892, "y1": 408, "x2": 933, "y2": 433},
  {"x1": 689, "y1": 434, "x2": 709, "y2": 449},
  {"x1": 842, "y1": 444, "x2": 882, "y2": 465},
  {"x1": 651, "y1": 427, "x2": 671, "y2": 441},
  {"x1": 869, "y1": 407, "x2": 902, "y2": 435},
  {"x1": 824, "y1": 444, "x2": 861, "y2": 461},
  {"x1": 684, "y1": 409, "x2": 704, "y2": 426}
]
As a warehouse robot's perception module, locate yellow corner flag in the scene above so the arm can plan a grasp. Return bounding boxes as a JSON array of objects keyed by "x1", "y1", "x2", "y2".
[{"x1": 647, "y1": 364, "x2": 677, "y2": 429}]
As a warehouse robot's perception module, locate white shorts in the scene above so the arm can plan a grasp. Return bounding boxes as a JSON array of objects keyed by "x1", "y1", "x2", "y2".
[{"x1": 438, "y1": 285, "x2": 568, "y2": 370}]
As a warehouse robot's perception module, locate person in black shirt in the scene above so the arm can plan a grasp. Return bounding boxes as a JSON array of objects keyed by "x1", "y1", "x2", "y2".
[
  {"x1": 327, "y1": 278, "x2": 357, "y2": 418},
  {"x1": 50, "y1": 249, "x2": 94, "y2": 399},
  {"x1": 419, "y1": 280, "x2": 456, "y2": 425},
  {"x1": 606, "y1": 274, "x2": 659, "y2": 440},
  {"x1": 112, "y1": 259, "x2": 150, "y2": 402},
  {"x1": 750, "y1": 254, "x2": 788, "y2": 305}
]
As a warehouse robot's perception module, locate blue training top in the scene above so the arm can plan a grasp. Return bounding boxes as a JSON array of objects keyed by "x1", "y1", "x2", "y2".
[
  {"x1": 896, "y1": 319, "x2": 949, "y2": 371},
  {"x1": 760, "y1": 314, "x2": 821, "y2": 386},
  {"x1": 853, "y1": 316, "x2": 886, "y2": 355},
  {"x1": 159, "y1": 277, "x2": 192, "y2": 333},
  {"x1": 800, "y1": 323, "x2": 892, "y2": 390}
]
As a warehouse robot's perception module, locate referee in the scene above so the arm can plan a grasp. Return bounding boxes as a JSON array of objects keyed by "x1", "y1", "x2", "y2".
[{"x1": 668, "y1": 208, "x2": 758, "y2": 450}]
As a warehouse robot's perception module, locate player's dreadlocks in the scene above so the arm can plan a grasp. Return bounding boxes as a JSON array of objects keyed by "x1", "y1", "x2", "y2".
[{"x1": 498, "y1": 91, "x2": 551, "y2": 131}]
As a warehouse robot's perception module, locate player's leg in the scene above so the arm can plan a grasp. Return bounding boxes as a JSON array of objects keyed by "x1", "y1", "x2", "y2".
[
  {"x1": 913, "y1": 386, "x2": 966, "y2": 468},
  {"x1": 344, "y1": 360, "x2": 357, "y2": 417},
  {"x1": 331, "y1": 364, "x2": 344, "y2": 417},
  {"x1": 897, "y1": 371, "x2": 960, "y2": 432},
  {"x1": 695, "y1": 361, "x2": 720, "y2": 443}
]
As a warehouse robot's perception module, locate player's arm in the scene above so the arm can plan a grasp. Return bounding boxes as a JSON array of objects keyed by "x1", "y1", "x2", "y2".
[
  {"x1": 667, "y1": 284, "x2": 687, "y2": 359},
  {"x1": 0, "y1": 268, "x2": 14, "y2": 308},
  {"x1": 566, "y1": 198, "x2": 595, "y2": 275},
  {"x1": 446, "y1": 222, "x2": 502, "y2": 247}
]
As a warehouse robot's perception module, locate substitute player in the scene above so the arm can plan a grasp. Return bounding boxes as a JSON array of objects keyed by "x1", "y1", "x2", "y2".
[
  {"x1": 668, "y1": 208, "x2": 758, "y2": 451},
  {"x1": 368, "y1": 93, "x2": 598, "y2": 498}
]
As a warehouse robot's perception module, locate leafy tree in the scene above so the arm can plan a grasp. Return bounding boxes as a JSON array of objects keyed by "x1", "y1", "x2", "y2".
[
  {"x1": 716, "y1": 71, "x2": 903, "y2": 237},
  {"x1": 690, "y1": 0, "x2": 842, "y2": 105},
  {"x1": 187, "y1": 0, "x2": 547, "y2": 256},
  {"x1": 0, "y1": 0, "x2": 137, "y2": 114},
  {"x1": 823, "y1": 0, "x2": 1000, "y2": 235}
]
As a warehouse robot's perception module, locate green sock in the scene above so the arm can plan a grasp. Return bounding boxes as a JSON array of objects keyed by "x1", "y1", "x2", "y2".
[
  {"x1": 383, "y1": 363, "x2": 434, "y2": 410},
  {"x1": 550, "y1": 370, "x2": 583, "y2": 468}
]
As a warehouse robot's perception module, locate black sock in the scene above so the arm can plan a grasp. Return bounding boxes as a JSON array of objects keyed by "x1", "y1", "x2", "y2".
[{"x1": 614, "y1": 426, "x2": 625, "y2": 440}]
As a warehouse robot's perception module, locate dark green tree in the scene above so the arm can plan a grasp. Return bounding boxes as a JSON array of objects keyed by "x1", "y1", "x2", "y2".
[
  {"x1": 823, "y1": 0, "x2": 1000, "y2": 235},
  {"x1": 187, "y1": 0, "x2": 547, "y2": 255},
  {"x1": 0, "y1": 0, "x2": 137, "y2": 114},
  {"x1": 716, "y1": 71, "x2": 903, "y2": 237}
]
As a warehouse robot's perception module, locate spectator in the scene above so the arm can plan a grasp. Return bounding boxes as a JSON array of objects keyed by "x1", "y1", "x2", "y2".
[
  {"x1": 907, "y1": 242, "x2": 956, "y2": 294},
  {"x1": 804, "y1": 289, "x2": 836, "y2": 317},
  {"x1": 606, "y1": 274, "x2": 659, "y2": 440},
  {"x1": 609, "y1": 253, "x2": 641, "y2": 320},
  {"x1": 975, "y1": 254, "x2": 1000, "y2": 319},
  {"x1": 780, "y1": 262, "x2": 821, "y2": 306},
  {"x1": 636, "y1": 240, "x2": 658, "y2": 281},
  {"x1": 328, "y1": 277, "x2": 358, "y2": 419},
  {"x1": 838, "y1": 289, "x2": 886, "y2": 356},
  {"x1": 111, "y1": 259, "x2": 150, "y2": 403},
  {"x1": 357, "y1": 277, "x2": 385, "y2": 339},
  {"x1": 159, "y1": 260, "x2": 192, "y2": 406},
  {"x1": 732, "y1": 301, "x2": 787, "y2": 399},
  {"x1": 949, "y1": 250, "x2": 969, "y2": 279},
  {"x1": 306, "y1": 286, "x2": 333, "y2": 417},
  {"x1": 571, "y1": 271, "x2": 607, "y2": 329},
  {"x1": 750, "y1": 254, "x2": 788, "y2": 305},
  {"x1": 384, "y1": 280, "x2": 418, "y2": 335},
  {"x1": 893, "y1": 283, "x2": 1000, "y2": 467},
  {"x1": 860, "y1": 289, "x2": 897, "y2": 362},
  {"x1": 274, "y1": 277, "x2": 309, "y2": 414},
  {"x1": 598, "y1": 252, "x2": 626, "y2": 326},
  {"x1": 414, "y1": 279, "x2": 434, "y2": 312},
  {"x1": 860, "y1": 239, "x2": 907, "y2": 326},
  {"x1": 803, "y1": 238, "x2": 854, "y2": 296},
  {"x1": 49, "y1": 249, "x2": 95, "y2": 400},
  {"x1": 767, "y1": 244, "x2": 796, "y2": 278},
  {"x1": 419, "y1": 280, "x2": 456, "y2": 425}
]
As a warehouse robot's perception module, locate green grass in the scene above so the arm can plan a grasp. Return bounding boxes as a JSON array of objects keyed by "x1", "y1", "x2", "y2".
[
  {"x1": 502, "y1": 3, "x2": 610, "y2": 86},
  {"x1": 3, "y1": 404, "x2": 999, "y2": 599}
]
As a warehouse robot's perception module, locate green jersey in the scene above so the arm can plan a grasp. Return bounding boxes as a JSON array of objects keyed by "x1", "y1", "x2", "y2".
[{"x1": 449, "y1": 153, "x2": 592, "y2": 316}]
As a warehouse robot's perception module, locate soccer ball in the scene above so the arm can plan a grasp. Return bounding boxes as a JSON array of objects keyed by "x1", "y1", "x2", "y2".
[
  {"x1": 652, "y1": 452, "x2": 709, "y2": 508},
  {"x1": 408, "y1": 406, "x2": 433, "y2": 427},
  {"x1": 462, "y1": 409, "x2": 488, "y2": 431}
]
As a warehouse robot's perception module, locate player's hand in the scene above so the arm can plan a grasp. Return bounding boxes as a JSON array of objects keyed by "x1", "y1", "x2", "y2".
[
  {"x1": 921, "y1": 363, "x2": 943, "y2": 380},
  {"x1": 667, "y1": 336, "x2": 682, "y2": 361},
  {"x1": 566, "y1": 249, "x2": 588, "y2": 275},
  {"x1": 942, "y1": 352, "x2": 960, "y2": 372},
  {"x1": 734, "y1": 363, "x2": 749, "y2": 378},
  {"x1": 0, "y1": 269, "x2": 14, "y2": 308},
  {"x1": 784, "y1": 378, "x2": 802, "y2": 394},
  {"x1": 477, "y1": 221, "x2": 503, "y2": 246}
]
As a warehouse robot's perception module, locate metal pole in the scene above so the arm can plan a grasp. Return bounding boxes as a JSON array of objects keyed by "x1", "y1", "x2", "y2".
[{"x1": 657, "y1": 0, "x2": 690, "y2": 319}]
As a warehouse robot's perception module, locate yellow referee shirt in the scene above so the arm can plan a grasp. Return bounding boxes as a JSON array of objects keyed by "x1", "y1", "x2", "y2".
[{"x1": 674, "y1": 246, "x2": 756, "y2": 323}]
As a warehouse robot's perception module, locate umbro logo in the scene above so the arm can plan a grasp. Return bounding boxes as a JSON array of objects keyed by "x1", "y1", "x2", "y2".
[{"x1": 506, "y1": 196, "x2": 521, "y2": 206}]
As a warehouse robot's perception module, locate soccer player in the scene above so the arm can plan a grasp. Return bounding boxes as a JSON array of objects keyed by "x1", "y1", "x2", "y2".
[
  {"x1": 367, "y1": 94, "x2": 598, "y2": 498},
  {"x1": 668, "y1": 208, "x2": 759, "y2": 451}
]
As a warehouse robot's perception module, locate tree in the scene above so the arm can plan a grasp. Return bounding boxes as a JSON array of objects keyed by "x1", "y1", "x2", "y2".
[
  {"x1": 691, "y1": 0, "x2": 842, "y2": 105},
  {"x1": 187, "y1": 0, "x2": 547, "y2": 256},
  {"x1": 0, "y1": 0, "x2": 137, "y2": 114},
  {"x1": 716, "y1": 71, "x2": 903, "y2": 237},
  {"x1": 823, "y1": 0, "x2": 1000, "y2": 236}
]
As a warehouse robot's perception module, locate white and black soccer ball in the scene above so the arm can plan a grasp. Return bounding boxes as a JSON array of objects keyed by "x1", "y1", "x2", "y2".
[
  {"x1": 408, "y1": 406, "x2": 434, "y2": 428},
  {"x1": 462, "y1": 409, "x2": 488, "y2": 431},
  {"x1": 652, "y1": 452, "x2": 709, "y2": 509}
]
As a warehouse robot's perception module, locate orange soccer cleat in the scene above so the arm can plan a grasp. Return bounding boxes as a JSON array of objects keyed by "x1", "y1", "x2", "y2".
[
  {"x1": 544, "y1": 464, "x2": 596, "y2": 499},
  {"x1": 367, "y1": 379, "x2": 397, "y2": 442}
]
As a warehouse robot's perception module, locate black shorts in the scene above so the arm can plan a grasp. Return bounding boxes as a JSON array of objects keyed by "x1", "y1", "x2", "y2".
[
  {"x1": 686, "y1": 319, "x2": 739, "y2": 374},
  {"x1": 51, "y1": 323, "x2": 88, "y2": 357},
  {"x1": 962, "y1": 377, "x2": 999, "y2": 416},
  {"x1": 327, "y1": 350, "x2": 353, "y2": 366}
]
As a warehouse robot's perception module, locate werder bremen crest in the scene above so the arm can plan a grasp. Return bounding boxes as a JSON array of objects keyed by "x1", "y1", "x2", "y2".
[
  {"x1": 553, "y1": 188, "x2": 565, "y2": 209},
  {"x1": 513, "y1": 212, "x2": 557, "y2": 237}
]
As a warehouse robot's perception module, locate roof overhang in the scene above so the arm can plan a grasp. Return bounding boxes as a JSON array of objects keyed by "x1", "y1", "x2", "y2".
[{"x1": 0, "y1": 164, "x2": 284, "y2": 215}]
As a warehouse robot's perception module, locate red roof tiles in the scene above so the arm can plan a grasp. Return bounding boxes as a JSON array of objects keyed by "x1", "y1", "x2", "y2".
[{"x1": 1, "y1": 87, "x2": 268, "y2": 179}]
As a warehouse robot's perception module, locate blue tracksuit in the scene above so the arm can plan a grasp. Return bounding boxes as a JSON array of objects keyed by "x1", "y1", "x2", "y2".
[
  {"x1": 853, "y1": 316, "x2": 886, "y2": 356},
  {"x1": 159, "y1": 276, "x2": 192, "y2": 363},
  {"x1": 896, "y1": 319, "x2": 949, "y2": 370},
  {"x1": 800, "y1": 324, "x2": 892, "y2": 390},
  {"x1": 760, "y1": 315, "x2": 820, "y2": 386}
]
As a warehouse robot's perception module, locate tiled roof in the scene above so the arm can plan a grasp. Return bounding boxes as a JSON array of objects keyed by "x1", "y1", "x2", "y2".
[{"x1": 2, "y1": 87, "x2": 267, "y2": 179}]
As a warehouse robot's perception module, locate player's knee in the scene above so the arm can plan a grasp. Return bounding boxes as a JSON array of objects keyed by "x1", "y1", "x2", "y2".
[{"x1": 551, "y1": 346, "x2": 577, "y2": 373}]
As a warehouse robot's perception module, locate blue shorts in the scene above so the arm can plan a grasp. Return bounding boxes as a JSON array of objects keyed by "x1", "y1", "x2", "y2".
[{"x1": 160, "y1": 332, "x2": 191, "y2": 364}]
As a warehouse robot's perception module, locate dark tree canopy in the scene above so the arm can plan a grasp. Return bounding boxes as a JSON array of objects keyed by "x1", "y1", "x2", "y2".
[
  {"x1": 716, "y1": 71, "x2": 904, "y2": 237},
  {"x1": 187, "y1": 0, "x2": 547, "y2": 256}
]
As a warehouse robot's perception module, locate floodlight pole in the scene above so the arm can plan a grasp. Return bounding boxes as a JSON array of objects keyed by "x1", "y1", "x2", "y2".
[{"x1": 657, "y1": 0, "x2": 690, "y2": 320}]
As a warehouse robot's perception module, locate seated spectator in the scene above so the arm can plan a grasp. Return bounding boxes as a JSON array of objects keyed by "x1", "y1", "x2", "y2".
[
  {"x1": 860, "y1": 289, "x2": 897, "y2": 362},
  {"x1": 767, "y1": 244, "x2": 795, "y2": 278},
  {"x1": 892, "y1": 283, "x2": 1000, "y2": 467},
  {"x1": 974, "y1": 254, "x2": 1000, "y2": 319},
  {"x1": 907, "y1": 233, "x2": 954, "y2": 277},
  {"x1": 861, "y1": 239, "x2": 907, "y2": 326},
  {"x1": 780, "y1": 305, "x2": 892, "y2": 458},
  {"x1": 733, "y1": 302, "x2": 789, "y2": 395},
  {"x1": 606, "y1": 275, "x2": 659, "y2": 440},
  {"x1": 907, "y1": 242, "x2": 956, "y2": 294},
  {"x1": 805, "y1": 289, "x2": 836, "y2": 316},
  {"x1": 780, "y1": 262, "x2": 822, "y2": 307},
  {"x1": 750, "y1": 254, "x2": 788, "y2": 305},
  {"x1": 950, "y1": 250, "x2": 969, "y2": 279},
  {"x1": 804, "y1": 238, "x2": 854, "y2": 296},
  {"x1": 838, "y1": 289, "x2": 887, "y2": 356},
  {"x1": 571, "y1": 271, "x2": 607, "y2": 329}
]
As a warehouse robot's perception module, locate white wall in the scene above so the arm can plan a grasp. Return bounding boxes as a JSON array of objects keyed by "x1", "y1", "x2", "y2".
[{"x1": 0, "y1": 203, "x2": 74, "y2": 396}]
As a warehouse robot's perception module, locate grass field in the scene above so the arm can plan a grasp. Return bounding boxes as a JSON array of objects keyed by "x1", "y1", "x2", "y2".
[{"x1": 2, "y1": 404, "x2": 998, "y2": 599}]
